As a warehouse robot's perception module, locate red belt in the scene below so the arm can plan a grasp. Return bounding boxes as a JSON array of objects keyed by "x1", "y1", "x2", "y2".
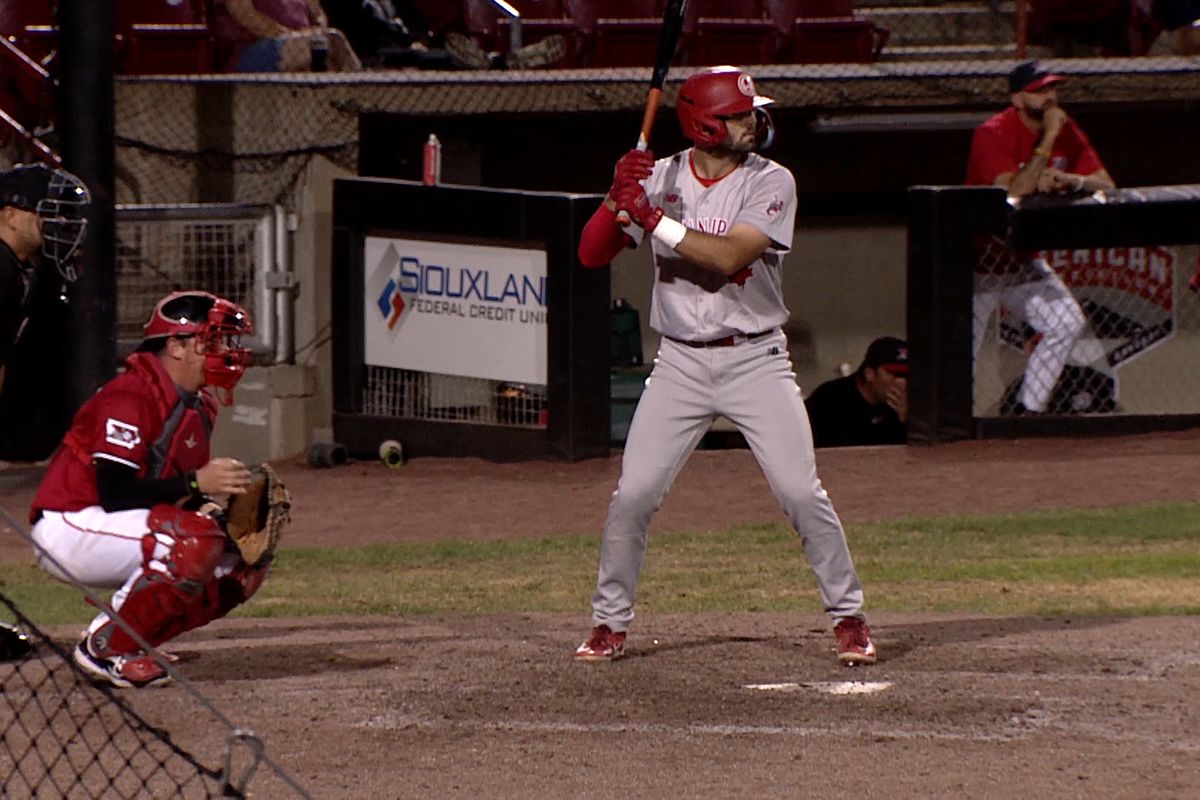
[{"x1": 666, "y1": 330, "x2": 774, "y2": 348}]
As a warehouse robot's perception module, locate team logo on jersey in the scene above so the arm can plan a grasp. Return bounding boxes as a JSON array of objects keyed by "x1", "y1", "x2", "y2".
[
  {"x1": 104, "y1": 419, "x2": 142, "y2": 450},
  {"x1": 766, "y1": 195, "x2": 785, "y2": 219},
  {"x1": 738, "y1": 74, "x2": 755, "y2": 97}
]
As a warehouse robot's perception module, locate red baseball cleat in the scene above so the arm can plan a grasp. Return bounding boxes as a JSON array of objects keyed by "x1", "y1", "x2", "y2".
[
  {"x1": 574, "y1": 624, "x2": 626, "y2": 661},
  {"x1": 833, "y1": 617, "x2": 877, "y2": 666}
]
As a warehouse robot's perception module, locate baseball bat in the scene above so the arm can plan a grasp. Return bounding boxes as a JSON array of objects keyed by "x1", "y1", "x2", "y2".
[{"x1": 616, "y1": 0, "x2": 689, "y2": 226}]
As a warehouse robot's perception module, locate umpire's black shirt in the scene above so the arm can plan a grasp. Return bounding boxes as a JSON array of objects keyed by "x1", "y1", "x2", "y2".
[
  {"x1": 804, "y1": 374, "x2": 907, "y2": 448},
  {"x1": 0, "y1": 239, "x2": 37, "y2": 369}
]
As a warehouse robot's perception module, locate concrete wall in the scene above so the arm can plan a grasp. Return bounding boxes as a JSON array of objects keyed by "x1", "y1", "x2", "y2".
[{"x1": 610, "y1": 219, "x2": 908, "y2": 395}]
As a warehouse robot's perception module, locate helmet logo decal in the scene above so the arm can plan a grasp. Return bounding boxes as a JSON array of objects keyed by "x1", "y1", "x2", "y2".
[{"x1": 738, "y1": 74, "x2": 755, "y2": 97}]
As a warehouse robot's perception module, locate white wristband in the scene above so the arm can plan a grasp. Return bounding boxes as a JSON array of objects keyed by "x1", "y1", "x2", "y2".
[{"x1": 651, "y1": 215, "x2": 687, "y2": 250}]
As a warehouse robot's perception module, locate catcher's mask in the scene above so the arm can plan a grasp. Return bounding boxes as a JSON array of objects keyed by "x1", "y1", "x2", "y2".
[
  {"x1": 0, "y1": 163, "x2": 90, "y2": 282},
  {"x1": 676, "y1": 66, "x2": 775, "y2": 151},
  {"x1": 139, "y1": 290, "x2": 254, "y2": 404}
]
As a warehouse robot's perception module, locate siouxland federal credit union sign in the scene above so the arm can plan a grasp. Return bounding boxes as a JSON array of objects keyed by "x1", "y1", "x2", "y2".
[{"x1": 364, "y1": 236, "x2": 548, "y2": 385}]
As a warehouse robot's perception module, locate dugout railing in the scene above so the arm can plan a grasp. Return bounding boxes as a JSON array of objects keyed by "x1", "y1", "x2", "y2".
[{"x1": 908, "y1": 183, "x2": 1200, "y2": 442}]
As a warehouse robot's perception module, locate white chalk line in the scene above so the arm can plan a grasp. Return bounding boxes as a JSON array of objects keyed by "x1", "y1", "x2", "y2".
[{"x1": 356, "y1": 711, "x2": 1037, "y2": 743}]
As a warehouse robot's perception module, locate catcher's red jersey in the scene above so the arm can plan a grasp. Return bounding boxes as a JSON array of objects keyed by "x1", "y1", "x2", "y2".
[{"x1": 31, "y1": 352, "x2": 216, "y2": 520}]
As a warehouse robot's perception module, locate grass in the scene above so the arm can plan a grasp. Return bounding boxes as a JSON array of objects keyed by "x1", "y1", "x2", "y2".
[{"x1": 4, "y1": 503, "x2": 1200, "y2": 627}]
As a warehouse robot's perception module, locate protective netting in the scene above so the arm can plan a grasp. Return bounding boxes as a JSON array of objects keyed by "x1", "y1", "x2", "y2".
[
  {"x1": 107, "y1": 57, "x2": 1200, "y2": 207},
  {"x1": 0, "y1": 506, "x2": 313, "y2": 799},
  {"x1": 972, "y1": 213, "x2": 1200, "y2": 417},
  {"x1": 0, "y1": 593, "x2": 227, "y2": 799}
]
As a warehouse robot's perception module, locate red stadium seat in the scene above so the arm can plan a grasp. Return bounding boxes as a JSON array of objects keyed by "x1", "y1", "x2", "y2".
[
  {"x1": 583, "y1": 0, "x2": 692, "y2": 68},
  {"x1": 782, "y1": 18, "x2": 886, "y2": 62},
  {"x1": 767, "y1": 0, "x2": 888, "y2": 63},
  {"x1": 687, "y1": 0, "x2": 777, "y2": 67},
  {"x1": 122, "y1": 24, "x2": 214, "y2": 75}
]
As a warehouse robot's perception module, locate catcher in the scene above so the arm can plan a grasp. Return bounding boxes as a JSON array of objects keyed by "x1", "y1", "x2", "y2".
[{"x1": 28, "y1": 290, "x2": 289, "y2": 688}]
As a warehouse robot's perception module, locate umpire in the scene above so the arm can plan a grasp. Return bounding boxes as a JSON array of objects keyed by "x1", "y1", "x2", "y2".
[{"x1": 0, "y1": 162, "x2": 89, "y2": 392}]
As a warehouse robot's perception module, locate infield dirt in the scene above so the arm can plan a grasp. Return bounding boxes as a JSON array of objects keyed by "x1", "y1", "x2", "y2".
[{"x1": 2, "y1": 431, "x2": 1199, "y2": 798}]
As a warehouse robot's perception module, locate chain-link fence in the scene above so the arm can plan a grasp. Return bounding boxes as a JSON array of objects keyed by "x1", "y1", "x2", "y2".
[
  {"x1": 974, "y1": 238, "x2": 1200, "y2": 417},
  {"x1": 115, "y1": 204, "x2": 286, "y2": 360},
  {"x1": 0, "y1": 504, "x2": 312, "y2": 799}
]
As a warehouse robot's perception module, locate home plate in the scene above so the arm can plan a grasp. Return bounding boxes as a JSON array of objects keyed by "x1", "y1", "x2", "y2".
[{"x1": 743, "y1": 681, "x2": 893, "y2": 695}]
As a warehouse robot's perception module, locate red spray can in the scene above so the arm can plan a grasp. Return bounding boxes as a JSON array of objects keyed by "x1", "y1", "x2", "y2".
[{"x1": 423, "y1": 134, "x2": 441, "y2": 186}]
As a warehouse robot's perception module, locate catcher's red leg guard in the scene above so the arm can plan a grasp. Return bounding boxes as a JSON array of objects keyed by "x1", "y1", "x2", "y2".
[
  {"x1": 89, "y1": 505, "x2": 227, "y2": 656},
  {"x1": 163, "y1": 563, "x2": 271, "y2": 640}
]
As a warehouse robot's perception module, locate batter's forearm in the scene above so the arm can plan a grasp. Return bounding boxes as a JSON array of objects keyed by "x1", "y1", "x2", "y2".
[{"x1": 672, "y1": 229, "x2": 756, "y2": 276}]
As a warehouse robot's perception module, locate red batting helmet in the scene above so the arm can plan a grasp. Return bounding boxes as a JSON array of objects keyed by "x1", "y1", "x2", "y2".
[
  {"x1": 141, "y1": 290, "x2": 254, "y2": 404},
  {"x1": 676, "y1": 66, "x2": 775, "y2": 149}
]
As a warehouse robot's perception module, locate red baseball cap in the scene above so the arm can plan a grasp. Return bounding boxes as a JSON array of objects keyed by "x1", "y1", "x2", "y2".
[{"x1": 1009, "y1": 60, "x2": 1063, "y2": 94}]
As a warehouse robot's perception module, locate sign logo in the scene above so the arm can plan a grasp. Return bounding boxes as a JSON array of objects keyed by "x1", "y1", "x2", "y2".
[
  {"x1": 104, "y1": 419, "x2": 141, "y2": 450},
  {"x1": 377, "y1": 277, "x2": 406, "y2": 329},
  {"x1": 737, "y1": 73, "x2": 755, "y2": 97}
]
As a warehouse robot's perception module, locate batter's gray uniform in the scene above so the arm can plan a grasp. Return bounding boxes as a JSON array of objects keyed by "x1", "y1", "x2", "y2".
[{"x1": 589, "y1": 149, "x2": 867, "y2": 631}]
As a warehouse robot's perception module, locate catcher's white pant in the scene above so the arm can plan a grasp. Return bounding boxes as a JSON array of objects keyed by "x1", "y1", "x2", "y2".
[
  {"x1": 589, "y1": 330, "x2": 866, "y2": 632},
  {"x1": 973, "y1": 258, "x2": 1087, "y2": 413},
  {"x1": 31, "y1": 507, "x2": 240, "y2": 638}
]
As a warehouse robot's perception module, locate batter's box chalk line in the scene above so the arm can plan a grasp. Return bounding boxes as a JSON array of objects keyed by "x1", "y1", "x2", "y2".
[{"x1": 743, "y1": 681, "x2": 893, "y2": 695}]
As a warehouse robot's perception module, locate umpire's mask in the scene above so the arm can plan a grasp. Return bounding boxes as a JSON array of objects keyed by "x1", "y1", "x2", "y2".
[{"x1": 37, "y1": 167, "x2": 90, "y2": 283}]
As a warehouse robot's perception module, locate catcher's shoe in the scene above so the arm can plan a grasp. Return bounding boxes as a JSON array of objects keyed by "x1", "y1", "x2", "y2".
[
  {"x1": 833, "y1": 617, "x2": 877, "y2": 666},
  {"x1": 73, "y1": 642, "x2": 173, "y2": 689},
  {"x1": 574, "y1": 624, "x2": 626, "y2": 661}
]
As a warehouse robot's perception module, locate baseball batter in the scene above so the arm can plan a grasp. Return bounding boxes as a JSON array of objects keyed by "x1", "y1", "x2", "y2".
[
  {"x1": 29, "y1": 291, "x2": 263, "y2": 688},
  {"x1": 574, "y1": 66, "x2": 875, "y2": 666}
]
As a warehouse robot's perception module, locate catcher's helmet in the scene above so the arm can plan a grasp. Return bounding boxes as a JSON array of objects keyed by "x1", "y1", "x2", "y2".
[
  {"x1": 140, "y1": 291, "x2": 254, "y2": 404},
  {"x1": 0, "y1": 163, "x2": 90, "y2": 282},
  {"x1": 676, "y1": 66, "x2": 775, "y2": 150}
]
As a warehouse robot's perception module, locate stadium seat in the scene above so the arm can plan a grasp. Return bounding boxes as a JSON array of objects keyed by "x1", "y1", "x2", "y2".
[
  {"x1": 122, "y1": 24, "x2": 214, "y2": 75},
  {"x1": 1, "y1": 0, "x2": 55, "y2": 65},
  {"x1": 687, "y1": 0, "x2": 777, "y2": 67},
  {"x1": 584, "y1": 0, "x2": 692, "y2": 68},
  {"x1": 767, "y1": 0, "x2": 888, "y2": 63}
]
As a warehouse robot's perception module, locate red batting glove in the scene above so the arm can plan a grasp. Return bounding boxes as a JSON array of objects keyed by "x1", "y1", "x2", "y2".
[
  {"x1": 609, "y1": 148, "x2": 655, "y2": 198},
  {"x1": 614, "y1": 182, "x2": 663, "y2": 232}
]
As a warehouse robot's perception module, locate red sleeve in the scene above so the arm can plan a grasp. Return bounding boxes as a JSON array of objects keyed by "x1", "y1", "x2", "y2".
[
  {"x1": 578, "y1": 203, "x2": 633, "y2": 269},
  {"x1": 90, "y1": 391, "x2": 153, "y2": 472},
  {"x1": 965, "y1": 121, "x2": 1018, "y2": 186},
  {"x1": 1063, "y1": 120, "x2": 1106, "y2": 176}
]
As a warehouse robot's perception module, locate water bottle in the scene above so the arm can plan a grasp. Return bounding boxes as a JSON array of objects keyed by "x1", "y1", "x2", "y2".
[
  {"x1": 423, "y1": 133, "x2": 441, "y2": 186},
  {"x1": 310, "y1": 32, "x2": 329, "y2": 72}
]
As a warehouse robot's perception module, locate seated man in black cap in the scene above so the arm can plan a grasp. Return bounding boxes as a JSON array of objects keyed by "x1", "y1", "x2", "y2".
[
  {"x1": 0, "y1": 162, "x2": 90, "y2": 392},
  {"x1": 805, "y1": 337, "x2": 908, "y2": 448}
]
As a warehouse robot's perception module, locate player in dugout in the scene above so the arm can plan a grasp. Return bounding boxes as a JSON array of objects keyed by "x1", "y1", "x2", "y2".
[
  {"x1": 573, "y1": 66, "x2": 876, "y2": 667},
  {"x1": 966, "y1": 60, "x2": 1115, "y2": 416},
  {"x1": 805, "y1": 336, "x2": 908, "y2": 449}
]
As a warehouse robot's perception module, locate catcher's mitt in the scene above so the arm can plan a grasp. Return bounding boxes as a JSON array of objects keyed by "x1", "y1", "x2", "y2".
[{"x1": 225, "y1": 463, "x2": 291, "y2": 567}]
